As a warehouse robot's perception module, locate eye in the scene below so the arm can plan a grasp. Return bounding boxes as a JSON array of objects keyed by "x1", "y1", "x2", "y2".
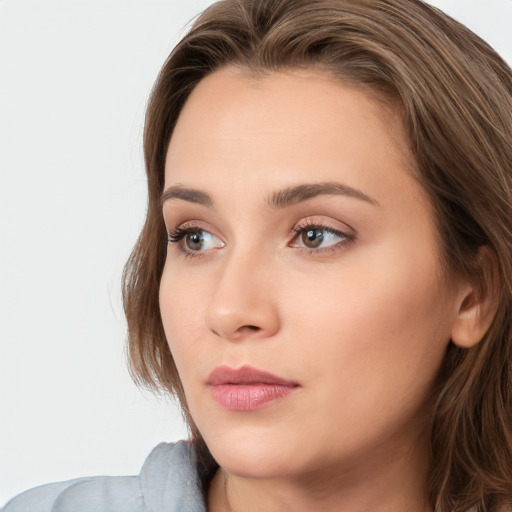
[
  {"x1": 167, "y1": 225, "x2": 224, "y2": 254},
  {"x1": 291, "y1": 223, "x2": 353, "y2": 251}
]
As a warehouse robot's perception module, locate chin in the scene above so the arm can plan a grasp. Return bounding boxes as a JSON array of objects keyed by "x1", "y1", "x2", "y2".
[{"x1": 204, "y1": 426, "x2": 302, "y2": 479}]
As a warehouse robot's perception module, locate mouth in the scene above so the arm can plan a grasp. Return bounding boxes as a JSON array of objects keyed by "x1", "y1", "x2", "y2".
[{"x1": 206, "y1": 365, "x2": 299, "y2": 411}]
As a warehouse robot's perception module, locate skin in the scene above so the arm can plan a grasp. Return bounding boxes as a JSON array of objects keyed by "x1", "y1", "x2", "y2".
[{"x1": 159, "y1": 68, "x2": 470, "y2": 512}]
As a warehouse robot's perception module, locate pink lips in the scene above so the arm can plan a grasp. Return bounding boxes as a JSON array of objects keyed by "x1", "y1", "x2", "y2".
[{"x1": 207, "y1": 366, "x2": 299, "y2": 411}]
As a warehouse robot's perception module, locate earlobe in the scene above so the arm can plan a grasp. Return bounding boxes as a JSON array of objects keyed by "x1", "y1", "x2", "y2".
[{"x1": 450, "y1": 247, "x2": 501, "y2": 349}]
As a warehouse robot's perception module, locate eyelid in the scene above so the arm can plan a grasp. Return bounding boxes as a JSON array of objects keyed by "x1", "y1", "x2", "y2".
[
  {"x1": 166, "y1": 220, "x2": 220, "y2": 239},
  {"x1": 292, "y1": 216, "x2": 355, "y2": 236}
]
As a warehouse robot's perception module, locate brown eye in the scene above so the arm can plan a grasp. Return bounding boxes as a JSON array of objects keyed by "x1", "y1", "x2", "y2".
[
  {"x1": 167, "y1": 226, "x2": 224, "y2": 254},
  {"x1": 292, "y1": 224, "x2": 351, "y2": 251},
  {"x1": 302, "y1": 228, "x2": 324, "y2": 248},
  {"x1": 185, "y1": 231, "x2": 205, "y2": 251}
]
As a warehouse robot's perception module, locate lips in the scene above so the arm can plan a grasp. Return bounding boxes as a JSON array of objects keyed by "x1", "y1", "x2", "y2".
[{"x1": 207, "y1": 365, "x2": 299, "y2": 411}]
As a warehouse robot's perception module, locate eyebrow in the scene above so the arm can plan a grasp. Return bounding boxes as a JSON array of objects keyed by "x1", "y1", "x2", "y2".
[
  {"x1": 161, "y1": 185, "x2": 213, "y2": 207},
  {"x1": 160, "y1": 181, "x2": 379, "y2": 208},
  {"x1": 268, "y1": 182, "x2": 380, "y2": 208}
]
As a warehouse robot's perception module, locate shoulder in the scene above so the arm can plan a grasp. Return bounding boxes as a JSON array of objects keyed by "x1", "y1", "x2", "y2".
[
  {"x1": 2, "y1": 476, "x2": 142, "y2": 512},
  {"x1": 2, "y1": 441, "x2": 206, "y2": 512}
]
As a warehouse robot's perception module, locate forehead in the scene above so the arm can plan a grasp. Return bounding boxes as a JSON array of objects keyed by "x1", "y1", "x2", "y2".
[{"x1": 164, "y1": 67, "x2": 421, "y2": 212}]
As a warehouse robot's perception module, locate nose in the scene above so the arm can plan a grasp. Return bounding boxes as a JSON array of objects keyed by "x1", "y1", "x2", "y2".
[{"x1": 205, "y1": 249, "x2": 280, "y2": 341}]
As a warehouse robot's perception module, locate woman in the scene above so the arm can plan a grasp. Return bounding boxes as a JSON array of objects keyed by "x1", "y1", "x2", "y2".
[{"x1": 4, "y1": 0, "x2": 512, "y2": 511}]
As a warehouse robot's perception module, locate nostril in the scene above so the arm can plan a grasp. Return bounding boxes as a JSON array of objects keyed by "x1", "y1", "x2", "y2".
[{"x1": 232, "y1": 325, "x2": 263, "y2": 338}]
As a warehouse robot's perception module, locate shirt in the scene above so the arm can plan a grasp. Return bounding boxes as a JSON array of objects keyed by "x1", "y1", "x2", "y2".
[{"x1": 2, "y1": 441, "x2": 207, "y2": 512}]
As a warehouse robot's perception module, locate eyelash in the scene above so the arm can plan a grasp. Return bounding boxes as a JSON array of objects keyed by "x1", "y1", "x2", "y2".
[
  {"x1": 166, "y1": 220, "x2": 355, "y2": 257},
  {"x1": 167, "y1": 226, "x2": 196, "y2": 244}
]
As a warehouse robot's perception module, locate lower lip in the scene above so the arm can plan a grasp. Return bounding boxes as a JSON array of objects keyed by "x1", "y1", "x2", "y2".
[{"x1": 210, "y1": 384, "x2": 297, "y2": 411}]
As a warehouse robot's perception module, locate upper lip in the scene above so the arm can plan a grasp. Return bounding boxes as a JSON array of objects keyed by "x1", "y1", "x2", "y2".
[{"x1": 207, "y1": 365, "x2": 298, "y2": 387}]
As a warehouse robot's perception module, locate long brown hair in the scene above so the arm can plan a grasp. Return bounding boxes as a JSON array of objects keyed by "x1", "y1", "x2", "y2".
[{"x1": 122, "y1": 1, "x2": 512, "y2": 509}]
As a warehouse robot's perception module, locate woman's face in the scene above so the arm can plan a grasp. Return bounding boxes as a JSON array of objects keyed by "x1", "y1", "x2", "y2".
[{"x1": 160, "y1": 68, "x2": 463, "y2": 480}]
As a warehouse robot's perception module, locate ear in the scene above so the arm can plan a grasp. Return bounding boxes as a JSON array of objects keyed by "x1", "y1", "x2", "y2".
[{"x1": 450, "y1": 246, "x2": 501, "y2": 349}]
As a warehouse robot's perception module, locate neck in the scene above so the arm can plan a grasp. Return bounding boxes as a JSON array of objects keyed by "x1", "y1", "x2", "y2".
[{"x1": 207, "y1": 440, "x2": 433, "y2": 512}]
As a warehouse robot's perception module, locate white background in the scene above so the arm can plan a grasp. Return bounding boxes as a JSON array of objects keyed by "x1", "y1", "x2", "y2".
[{"x1": 0, "y1": 0, "x2": 511, "y2": 505}]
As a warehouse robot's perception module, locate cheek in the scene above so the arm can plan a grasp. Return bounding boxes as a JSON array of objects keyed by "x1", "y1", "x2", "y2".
[
  {"x1": 279, "y1": 268, "x2": 451, "y2": 451},
  {"x1": 282, "y1": 246, "x2": 453, "y2": 388},
  {"x1": 159, "y1": 264, "x2": 208, "y2": 374}
]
